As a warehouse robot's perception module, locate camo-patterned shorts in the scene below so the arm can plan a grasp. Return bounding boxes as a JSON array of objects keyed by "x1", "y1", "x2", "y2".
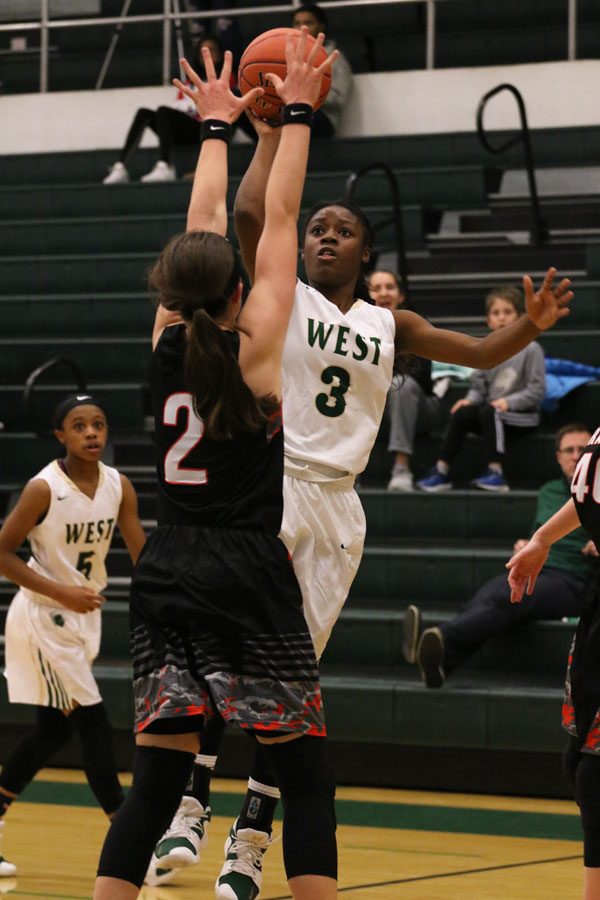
[{"x1": 129, "y1": 524, "x2": 326, "y2": 738}]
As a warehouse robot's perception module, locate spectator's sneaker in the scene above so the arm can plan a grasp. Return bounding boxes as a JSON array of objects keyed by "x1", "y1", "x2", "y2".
[
  {"x1": 154, "y1": 797, "x2": 210, "y2": 869},
  {"x1": 416, "y1": 467, "x2": 452, "y2": 492},
  {"x1": 387, "y1": 469, "x2": 413, "y2": 492},
  {"x1": 402, "y1": 605, "x2": 421, "y2": 664},
  {"x1": 0, "y1": 822, "x2": 16, "y2": 877},
  {"x1": 417, "y1": 627, "x2": 445, "y2": 689},
  {"x1": 472, "y1": 469, "x2": 509, "y2": 492},
  {"x1": 144, "y1": 856, "x2": 177, "y2": 886},
  {"x1": 102, "y1": 161, "x2": 129, "y2": 184},
  {"x1": 141, "y1": 161, "x2": 177, "y2": 183},
  {"x1": 0, "y1": 878, "x2": 16, "y2": 893},
  {"x1": 215, "y1": 818, "x2": 271, "y2": 900}
]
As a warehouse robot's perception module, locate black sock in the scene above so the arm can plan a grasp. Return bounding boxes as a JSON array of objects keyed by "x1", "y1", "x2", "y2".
[
  {"x1": 237, "y1": 741, "x2": 280, "y2": 833},
  {"x1": 0, "y1": 793, "x2": 14, "y2": 817},
  {"x1": 185, "y1": 713, "x2": 226, "y2": 809}
]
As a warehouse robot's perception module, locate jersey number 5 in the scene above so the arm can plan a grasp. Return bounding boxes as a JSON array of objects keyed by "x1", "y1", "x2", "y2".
[
  {"x1": 163, "y1": 393, "x2": 208, "y2": 486},
  {"x1": 316, "y1": 366, "x2": 350, "y2": 418}
]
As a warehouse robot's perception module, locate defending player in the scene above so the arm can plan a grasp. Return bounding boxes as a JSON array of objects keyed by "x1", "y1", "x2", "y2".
[
  {"x1": 508, "y1": 427, "x2": 600, "y2": 900},
  {"x1": 93, "y1": 32, "x2": 339, "y2": 900},
  {"x1": 0, "y1": 394, "x2": 146, "y2": 876}
]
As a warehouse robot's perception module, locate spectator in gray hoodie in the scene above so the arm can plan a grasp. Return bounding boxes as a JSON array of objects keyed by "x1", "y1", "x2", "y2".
[
  {"x1": 417, "y1": 284, "x2": 546, "y2": 493},
  {"x1": 292, "y1": 3, "x2": 353, "y2": 138}
]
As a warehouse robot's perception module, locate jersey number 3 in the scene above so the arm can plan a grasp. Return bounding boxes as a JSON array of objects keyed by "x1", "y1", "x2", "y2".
[
  {"x1": 163, "y1": 393, "x2": 208, "y2": 485},
  {"x1": 316, "y1": 366, "x2": 350, "y2": 418}
]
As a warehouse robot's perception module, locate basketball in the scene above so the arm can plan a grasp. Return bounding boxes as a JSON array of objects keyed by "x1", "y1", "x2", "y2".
[{"x1": 238, "y1": 27, "x2": 331, "y2": 123}]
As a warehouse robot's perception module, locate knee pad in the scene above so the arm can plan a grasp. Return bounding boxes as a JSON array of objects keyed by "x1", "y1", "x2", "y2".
[
  {"x1": 70, "y1": 703, "x2": 124, "y2": 815},
  {"x1": 261, "y1": 736, "x2": 337, "y2": 881},
  {"x1": 97, "y1": 746, "x2": 195, "y2": 886},
  {"x1": 0, "y1": 707, "x2": 73, "y2": 796},
  {"x1": 575, "y1": 754, "x2": 600, "y2": 867}
]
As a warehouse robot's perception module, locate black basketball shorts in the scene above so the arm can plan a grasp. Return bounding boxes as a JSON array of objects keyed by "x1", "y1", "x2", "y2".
[{"x1": 129, "y1": 524, "x2": 326, "y2": 738}]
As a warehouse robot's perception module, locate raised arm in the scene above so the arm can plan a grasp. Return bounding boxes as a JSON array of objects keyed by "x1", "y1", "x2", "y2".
[
  {"x1": 233, "y1": 120, "x2": 281, "y2": 284},
  {"x1": 394, "y1": 269, "x2": 572, "y2": 369},
  {"x1": 238, "y1": 30, "x2": 337, "y2": 399},
  {"x1": 151, "y1": 49, "x2": 262, "y2": 349}
]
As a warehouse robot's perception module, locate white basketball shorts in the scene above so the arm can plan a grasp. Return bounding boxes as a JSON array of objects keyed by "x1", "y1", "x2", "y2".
[
  {"x1": 4, "y1": 590, "x2": 102, "y2": 708},
  {"x1": 281, "y1": 474, "x2": 366, "y2": 659}
]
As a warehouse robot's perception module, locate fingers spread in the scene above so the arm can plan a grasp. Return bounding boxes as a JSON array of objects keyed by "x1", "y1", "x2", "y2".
[
  {"x1": 317, "y1": 47, "x2": 339, "y2": 75},
  {"x1": 180, "y1": 57, "x2": 203, "y2": 90},
  {"x1": 220, "y1": 49, "x2": 232, "y2": 84},
  {"x1": 202, "y1": 45, "x2": 217, "y2": 81},
  {"x1": 307, "y1": 31, "x2": 325, "y2": 66},
  {"x1": 172, "y1": 78, "x2": 196, "y2": 102}
]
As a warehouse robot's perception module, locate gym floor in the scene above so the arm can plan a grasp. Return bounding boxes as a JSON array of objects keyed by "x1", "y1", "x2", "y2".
[{"x1": 0, "y1": 769, "x2": 583, "y2": 899}]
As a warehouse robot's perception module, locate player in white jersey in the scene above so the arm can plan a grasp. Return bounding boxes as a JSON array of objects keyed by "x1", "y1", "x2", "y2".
[
  {"x1": 150, "y1": 119, "x2": 574, "y2": 897},
  {"x1": 0, "y1": 394, "x2": 145, "y2": 877}
]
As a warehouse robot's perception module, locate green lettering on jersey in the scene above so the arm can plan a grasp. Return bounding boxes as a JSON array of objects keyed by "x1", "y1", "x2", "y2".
[
  {"x1": 65, "y1": 522, "x2": 85, "y2": 544},
  {"x1": 352, "y1": 333, "x2": 369, "y2": 361},
  {"x1": 307, "y1": 318, "x2": 334, "y2": 350},
  {"x1": 334, "y1": 326, "x2": 350, "y2": 357},
  {"x1": 369, "y1": 336, "x2": 381, "y2": 366}
]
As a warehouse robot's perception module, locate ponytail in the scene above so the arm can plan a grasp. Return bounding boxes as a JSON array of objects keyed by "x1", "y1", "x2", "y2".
[{"x1": 149, "y1": 230, "x2": 279, "y2": 440}]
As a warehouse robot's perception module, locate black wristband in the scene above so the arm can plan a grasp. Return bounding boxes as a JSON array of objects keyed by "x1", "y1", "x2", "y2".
[
  {"x1": 201, "y1": 119, "x2": 233, "y2": 144},
  {"x1": 282, "y1": 103, "x2": 313, "y2": 127}
]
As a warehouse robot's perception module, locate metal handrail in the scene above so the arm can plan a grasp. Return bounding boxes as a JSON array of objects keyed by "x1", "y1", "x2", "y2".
[
  {"x1": 0, "y1": 0, "x2": 579, "y2": 92},
  {"x1": 344, "y1": 162, "x2": 410, "y2": 300},
  {"x1": 23, "y1": 357, "x2": 87, "y2": 438},
  {"x1": 476, "y1": 83, "x2": 548, "y2": 246}
]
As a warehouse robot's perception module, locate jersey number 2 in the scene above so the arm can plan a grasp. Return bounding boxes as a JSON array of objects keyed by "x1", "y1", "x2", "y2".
[{"x1": 163, "y1": 393, "x2": 208, "y2": 485}]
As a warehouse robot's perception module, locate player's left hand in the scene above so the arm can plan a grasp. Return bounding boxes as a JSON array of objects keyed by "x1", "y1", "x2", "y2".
[
  {"x1": 491, "y1": 397, "x2": 509, "y2": 412},
  {"x1": 173, "y1": 51, "x2": 263, "y2": 124},
  {"x1": 267, "y1": 26, "x2": 338, "y2": 109},
  {"x1": 506, "y1": 536, "x2": 550, "y2": 602},
  {"x1": 524, "y1": 267, "x2": 573, "y2": 331}
]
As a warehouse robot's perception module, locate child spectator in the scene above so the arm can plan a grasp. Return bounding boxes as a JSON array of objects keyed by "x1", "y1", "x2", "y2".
[
  {"x1": 417, "y1": 284, "x2": 545, "y2": 493},
  {"x1": 368, "y1": 270, "x2": 440, "y2": 491}
]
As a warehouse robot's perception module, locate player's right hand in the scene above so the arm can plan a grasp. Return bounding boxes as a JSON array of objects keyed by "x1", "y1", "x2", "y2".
[
  {"x1": 267, "y1": 26, "x2": 337, "y2": 109},
  {"x1": 55, "y1": 585, "x2": 104, "y2": 613}
]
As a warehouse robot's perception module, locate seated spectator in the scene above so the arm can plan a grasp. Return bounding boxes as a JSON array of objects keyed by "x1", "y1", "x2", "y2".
[
  {"x1": 404, "y1": 423, "x2": 597, "y2": 687},
  {"x1": 103, "y1": 35, "x2": 230, "y2": 185},
  {"x1": 417, "y1": 284, "x2": 545, "y2": 493},
  {"x1": 368, "y1": 270, "x2": 440, "y2": 491},
  {"x1": 292, "y1": 2, "x2": 353, "y2": 138}
]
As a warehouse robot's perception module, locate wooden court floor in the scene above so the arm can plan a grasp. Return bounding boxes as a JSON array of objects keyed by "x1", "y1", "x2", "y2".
[{"x1": 0, "y1": 769, "x2": 584, "y2": 899}]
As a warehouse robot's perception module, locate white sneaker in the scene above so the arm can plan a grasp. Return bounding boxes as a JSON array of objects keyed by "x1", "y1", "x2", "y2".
[
  {"x1": 387, "y1": 469, "x2": 413, "y2": 492},
  {"x1": 215, "y1": 818, "x2": 271, "y2": 900},
  {"x1": 140, "y1": 161, "x2": 177, "y2": 183},
  {"x1": 153, "y1": 797, "x2": 210, "y2": 869},
  {"x1": 0, "y1": 822, "x2": 16, "y2": 877},
  {"x1": 102, "y1": 161, "x2": 130, "y2": 185},
  {"x1": 144, "y1": 855, "x2": 177, "y2": 886}
]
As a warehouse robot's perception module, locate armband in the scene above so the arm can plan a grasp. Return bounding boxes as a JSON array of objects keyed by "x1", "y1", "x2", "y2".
[
  {"x1": 282, "y1": 103, "x2": 313, "y2": 127},
  {"x1": 201, "y1": 119, "x2": 233, "y2": 144}
]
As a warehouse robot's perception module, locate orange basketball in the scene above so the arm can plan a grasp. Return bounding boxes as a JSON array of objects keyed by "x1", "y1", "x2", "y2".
[{"x1": 238, "y1": 27, "x2": 331, "y2": 124}]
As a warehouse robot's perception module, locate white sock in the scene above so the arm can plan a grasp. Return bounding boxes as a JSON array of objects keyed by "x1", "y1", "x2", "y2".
[{"x1": 436, "y1": 460, "x2": 449, "y2": 475}]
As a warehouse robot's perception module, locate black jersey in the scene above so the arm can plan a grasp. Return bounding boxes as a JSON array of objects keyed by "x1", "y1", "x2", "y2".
[
  {"x1": 571, "y1": 427, "x2": 600, "y2": 548},
  {"x1": 151, "y1": 325, "x2": 284, "y2": 534}
]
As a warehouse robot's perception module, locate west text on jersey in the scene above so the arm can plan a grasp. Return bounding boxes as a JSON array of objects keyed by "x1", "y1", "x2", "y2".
[
  {"x1": 307, "y1": 318, "x2": 382, "y2": 366},
  {"x1": 65, "y1": 519, "x2": 115, "y2": 545}
]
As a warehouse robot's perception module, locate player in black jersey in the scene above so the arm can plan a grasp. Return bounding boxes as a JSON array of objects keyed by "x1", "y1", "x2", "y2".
[
  {"x1": 508, "y1": 426, "x2": 600, "y2": 900},
  {"x1": 93, "y1": 31, "x2": 339, "y2": 900}
]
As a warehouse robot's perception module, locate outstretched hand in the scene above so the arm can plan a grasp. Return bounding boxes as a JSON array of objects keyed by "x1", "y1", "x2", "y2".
[
  {"x1": 505, "y1": 536, "x2": 550, "y2": 603},
  {"x1": 173, "y1": 49, "x2": 263, "y2": 124},
  {"x1": 267, "y1": 26, "x2": 338, "y2": 109},
  {"x1": 524, "y1": 267, "x2": 573, "y2": 331}
]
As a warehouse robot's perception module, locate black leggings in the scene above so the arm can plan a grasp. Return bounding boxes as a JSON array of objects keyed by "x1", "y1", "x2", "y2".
[
  {"x1": 119, "y1": 106, "x2": 201, "y2": 165},
  {"x1": 564, "y1": 736, "x2": 600, "y2": 866},
  {"x1": 439, "y1": 402, "x2": 536, "y2": 466}
]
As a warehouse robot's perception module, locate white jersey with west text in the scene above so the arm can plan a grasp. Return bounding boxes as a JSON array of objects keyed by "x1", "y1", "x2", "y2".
[
  {"x1": 23, "y1": 459, "x2": 123, "y2": 608},
  {"x1": 282, "y1": 280, "x2": 396, "y2": 475}
]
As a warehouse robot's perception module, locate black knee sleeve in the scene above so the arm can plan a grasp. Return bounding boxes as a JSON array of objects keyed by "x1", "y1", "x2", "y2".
[
  {"x1": 97, "y1": 745, "x2": 195, "y2": 886},
  {"x1": 70, "y1": 703, "x2": 124, "y2": 815},
  {"x1": 262, "y1": 736, "x2": 337, "y2": 881},
  {"x1": 575, "y1": 753, "x2": 600, "y2": 866},
  {"x1": 0, "y1": 706, "x2": 72, "y2": 796}
]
